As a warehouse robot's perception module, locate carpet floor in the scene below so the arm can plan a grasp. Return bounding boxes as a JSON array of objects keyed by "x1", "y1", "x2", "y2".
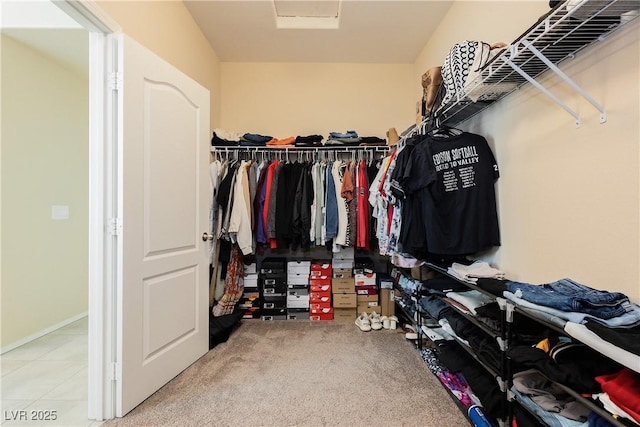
[{"x1": 104, "y1": 320, "x2": 469, "y2": 427}]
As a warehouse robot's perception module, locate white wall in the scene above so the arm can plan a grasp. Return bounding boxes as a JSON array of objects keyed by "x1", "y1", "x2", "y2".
[
  {"x1": 220, "y1": 62, "x2": 415, "y2": 138},
  {"x1": 1, "y1": 34, "x2": 89, "y2": 347},
  {"x1": 415, "y1": 2, "x2": 640, "y2": 302}
]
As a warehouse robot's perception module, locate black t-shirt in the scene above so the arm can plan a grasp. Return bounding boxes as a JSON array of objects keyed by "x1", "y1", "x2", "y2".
[{"x1": 411, "y1": 132, "x2": 500, "y2": 255}]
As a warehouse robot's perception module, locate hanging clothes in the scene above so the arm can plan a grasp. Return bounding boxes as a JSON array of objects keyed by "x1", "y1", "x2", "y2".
[
  {"x1": 212, "y1": 244, "x2": 244, "y2": 317},
  {"x1": 356, "y1": 159, "x2": 370, "y2": 250},
  {"x1": 332, "y1": 160, "x2": 348, "y2": 247},
  {"x1": 228, "y1": 160, "x2": 253, "y2": 255},
  {"x1": 324, "y1": 160, "x2": 338, "y2": 243}
]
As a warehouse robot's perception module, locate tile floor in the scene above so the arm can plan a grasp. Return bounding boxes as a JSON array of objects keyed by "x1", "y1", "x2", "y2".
[{"x1": 1, "y1": 317, "x2": 101, "y2": 426}]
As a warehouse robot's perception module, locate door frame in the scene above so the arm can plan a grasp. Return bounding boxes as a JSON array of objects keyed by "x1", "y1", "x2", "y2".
[{"x1": 53, "y1": 0, "x2": 120, "y2": 421}]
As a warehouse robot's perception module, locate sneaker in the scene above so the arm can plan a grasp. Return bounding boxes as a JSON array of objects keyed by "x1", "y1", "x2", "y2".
[
  {"x1": 355, "y1": 312, "x2": 372, "y2": 332},
  {"x1": 389, "y1": 316, "x2": 398, "y2": 330},
  {"x1": 380, "y1": 316, "x2": 390, "y2": 329},
  {"x1": 369, "y1": 312, "x2": 383, "y2": 330}
]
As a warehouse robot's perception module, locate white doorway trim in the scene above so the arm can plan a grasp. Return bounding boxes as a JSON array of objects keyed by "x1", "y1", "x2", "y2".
[{"x1": 52, "y1": 0, "x2": 121, "y2": 421}]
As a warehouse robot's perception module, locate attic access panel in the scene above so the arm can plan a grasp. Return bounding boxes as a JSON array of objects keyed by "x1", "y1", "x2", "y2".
[{"x1": 274, "y1": 0, "x2": 340, "y2": 29}]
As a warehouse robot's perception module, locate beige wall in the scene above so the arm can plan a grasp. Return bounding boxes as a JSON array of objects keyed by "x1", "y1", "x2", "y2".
[
  {"x1": 97, "y1": 0, "x2": 221, "y2": 129},
  {"x1": 220, "y1": 62, "x2": 415, "y2": 138},
  {"x1": 415, "y1": 3, "x2": 640, "y2": 302},
  {"x1": 1, "y1": 35, "x2": 89, "y2": 347}
]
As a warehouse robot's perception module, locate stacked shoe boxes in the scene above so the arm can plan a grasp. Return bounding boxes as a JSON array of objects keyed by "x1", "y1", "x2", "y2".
[
  {"x1": 309, "y1": 261, "x2": 332, "y2": 321},
  {"x1": 287, "y1": 260, "x2": 311, "y2": 319},
  {"x1": 259, "y1": 257, "x2": 287, "y2": 321},
  {"x1": 240, "y1": 262, "x2": 261, "y2": 319},
  {"x1": 332, "y1": 248, "x2": 357, "y2": 321},
  {"x1": 354, "y1": 257, "x2": 379, "y2": 315},
  {"x1": 355, "y1": 271, "x2": 379, "y2": 315}
]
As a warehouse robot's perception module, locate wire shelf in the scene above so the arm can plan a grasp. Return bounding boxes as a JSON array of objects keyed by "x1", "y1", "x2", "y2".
[{"x1": 436, "y1": 0, "x2": 639, "y2": 126}]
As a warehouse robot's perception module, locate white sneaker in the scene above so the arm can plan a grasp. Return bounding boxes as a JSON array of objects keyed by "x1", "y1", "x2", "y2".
[
  {"x1": 355, "y1": 312, "x2": 372, "y2": 332},
  {"x1": 389, "y1": 316, "x2": 398, "y2": 330},
  {"x1": 381, "y1": 316, "x2": 390, "y2": 329},
  {"x1": 369, "y1": 312, "x2": 383, "y2": 330}
]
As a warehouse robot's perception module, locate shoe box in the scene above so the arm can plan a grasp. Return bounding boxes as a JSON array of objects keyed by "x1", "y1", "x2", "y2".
[
  {"x1": 332, "y1": 260, "x2": 354, "y2": 271},
  {"x1": 380, "y1": 289, "x2": 395, "y2": 318},
  {"x1": 310, "y1": 261, "x2": 332, "y2": 278},
  {"x1": 287, "y1": 289, "x2": 310, "y2": 309},
  {"x1": 238, "y1": 297, "x2": 261, "y2": 309},
  {"x1": 332, "y1": 277, "x2": 355, "y2": 294},
  {"x1": 353, "y1": 257, "x2": 375, "y2": 275},
  {"x1": 260, "y1": 257, "x2": 286, "y2": 274},
  {"x1": 309, "y1": 275, "x2": 331, "y2": 287},
  {"x1": 261, "y1": 314, "x2": 287, "y2": 321},
  {"x1": 287, "y1": 272, "x2": 309, "y2": 287},
  {"x1": 355, "y1": 285, "x2": 378, "y2": 296},
  {"x1": 357, "y1": 304, "x2": 379, "y2": 314},
  {"x1": 333, "y1": 293, "x2": 357, "y2": 308},
  {"x1": 287, "y1": 260, "x2": 311, "y2": 275},
  {"x1": 309, "y1": 282, "x2": 331, "y2": 294},
  {"x1": 287, "y1": 308, "x2": 310, "y2": 320},
  {"x1": 261, "y1": 276, "x2": 287, "y2": 294},
  {"x1": 238, "y1": 287, "x2": 260, "y2": 309},
  {"x1": 242, "y1": 307, "x2": 261, "y2": 319},
  {"x1": 309, "y1": 292, "x2": 331, "y2": 305},
  {"x1": 243, "y1": 262, "x2": 257, "y2": 275},
  {"x1": 377, "y1": 273, "x2": 395, "y2": 290},
  {"x1": 260, "y1": 257, "x2": 287, "y2": 295},
  {"x1": 261, "y1": 307, "x2": 287, "y2": 321},
  {"x1": 333, "y1": 246, "x2": 354, "y2": 260},
  {"x1": 310, "y1": 307, "x2": 334, "y2": 321},
  {"x1": 356, "y1": 303, "x2": 381, "y2": 315},
  {"x1": 332, "y1": 268, "x2": 352, "y2": 279},
  {"x1": 333, "y1": 308, "x2": 357, "y2": 322},
  {"x1": 287, "y1": 260, "x2": 310, "y2": 290},
  {"x1": 309, "y1": 301, "x2": 332, "y2": 310},
  {"x1": 262, "y1": 293, "x2": 287, "y2": 310},
  {"x1": 244, "y1": 273, "x2": 259, "y2": 289},
  {"x1": 355, "y1": 273, "x2": 376, "y2": 287},
  {"x1": 357, "y1": 294, "x2": 380, "y2": 314}
]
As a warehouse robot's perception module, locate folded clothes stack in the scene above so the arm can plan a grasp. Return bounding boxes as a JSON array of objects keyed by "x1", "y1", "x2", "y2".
[
  {"x1": 211, "y1": 128, "x2": 244, "y2": 146},
  {"x1": 266, "y1": 136, "x2": 295, "y2": 147},
  {"x1": 295, "y1": 134, "x2": 323, "y2": 147},
  {"x1": 358, "y1": 136, "x2": 386, "y2": 146},
  {"x1": 496, "y1": 277, "x2": 640, "y2": 371},
  {"x1": 447, "y1": 261, "x2": 505, "y2": 283},
  {"x1": 325, "y1": 130, "x2": 361, "y2": 146},
  {"x1": 240, "y1": 133, "x2": 272, "y2": 146}
]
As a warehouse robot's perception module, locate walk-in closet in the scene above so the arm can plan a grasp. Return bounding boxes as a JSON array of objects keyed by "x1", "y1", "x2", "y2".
[{"x1": 2, "y1": 1, "x2": 639, "y2": 426}]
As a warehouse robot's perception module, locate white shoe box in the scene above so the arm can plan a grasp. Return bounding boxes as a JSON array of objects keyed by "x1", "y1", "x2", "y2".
[
  {"x1": 333, "y1": 259, "x2": 354, "y2": 270},
  {"x1": 354, "y1": 273, "x2": 376, "y2": 287},
  {"x1": 287, "y1": 294, "x2": 310, "y2": 309},
  {"x1": 287, "y1": 260, "x2": 311, "y2": 275},
  {"x1": 243, "y1": 263, "x2": 257, "y2": 274},
  {"x1": 333, "y1": 247, "x2": 354, "y2": 260},
  {"x1": 244, "y1": 273, "x2": 259, "y2": 288},
  {"x1": 287, "y1": 273, "x2": 309, "y2": 286}
]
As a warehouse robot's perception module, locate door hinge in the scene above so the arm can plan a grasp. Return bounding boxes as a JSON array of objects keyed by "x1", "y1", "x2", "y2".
[
  {"x1": 108, "y1": 218, "x2": 122, "y2": 236},
  {"x1": 111, "y1": 362, "x2": 122, "y2": 381},
  {"x1": 108, "y1": 72, "x2": 122, "y2": 91}
]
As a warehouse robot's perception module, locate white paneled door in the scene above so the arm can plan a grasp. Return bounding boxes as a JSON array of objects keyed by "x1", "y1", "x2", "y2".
[{"x1": 116, "y1": 35, "x2": 210, "y2": 416}]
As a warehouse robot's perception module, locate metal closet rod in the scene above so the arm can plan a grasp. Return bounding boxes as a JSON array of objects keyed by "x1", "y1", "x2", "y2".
[{"x1": 211, "y1": 145, "x2": 391, "y2": 156}]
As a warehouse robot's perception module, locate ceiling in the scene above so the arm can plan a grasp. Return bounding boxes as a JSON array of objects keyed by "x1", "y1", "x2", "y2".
[
  {"x1": 1, "y1": 0, "x2": 453, "y2": 76},
  {"x1": 184, "y1": 0, "x2": 454, "y2": 63}
]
